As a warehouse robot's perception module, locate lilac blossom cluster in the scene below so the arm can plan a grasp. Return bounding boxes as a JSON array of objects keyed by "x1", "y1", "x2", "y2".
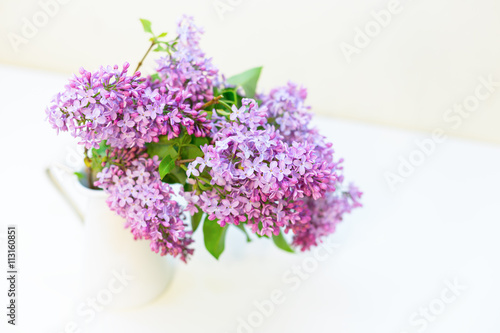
[
  {"x1": 45, "y1": 62, "x2": 211, "y2": 150},
  {"x1": 156, "y1": 16, "x2": 220, "y2": 106},
  {"x1": 185, "y1": 88, "x2": 362, "y2": 249},
  {"x1": 262, "y1": 83, "x2": 362, "y2": 249},
  {"x1": 290, "y1": 183, "x2": 363, "y2": 251},
  {"x1": 185, "y1": 96, "x2": 362, "y2": 249},
  {"x1": 46, "y1": 17, "x2": 216, "y2": 151},
  {"x1": 45, "y1": 63, "x2": 158, "y2": 149},
  {"x1": 95, "y1": 151, "x2": 193, "y2": 262},
  {"x1": 260, "y1": 82, "x2": 312, "y2": 140}
]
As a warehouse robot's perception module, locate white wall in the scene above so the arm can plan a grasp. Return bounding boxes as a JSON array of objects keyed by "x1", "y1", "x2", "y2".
[{"x1": 2, "y1": 0, "x2": 500, "y2": 144}]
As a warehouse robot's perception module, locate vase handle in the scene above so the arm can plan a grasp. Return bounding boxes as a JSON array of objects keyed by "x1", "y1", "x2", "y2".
[{"x1": 46, "y1": 162, "x2": 85, "y2": 223}]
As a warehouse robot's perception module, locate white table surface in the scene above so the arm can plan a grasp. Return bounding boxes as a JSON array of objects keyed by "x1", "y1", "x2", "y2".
[{"x1": 1, "y1": 64, "x2": 500, "y2": 333}]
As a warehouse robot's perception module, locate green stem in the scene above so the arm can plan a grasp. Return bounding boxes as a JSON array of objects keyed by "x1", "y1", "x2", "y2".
[
  {"x1": 201, "y1": 95, "x2": 223, "y2": 109},
  {"x1": 176, "y1": 158, "x2": 196, "y2": 166},
  {"x1": 83, "y1": 148, "x2": 93, "y2": 189},
  {"x1": 198, "y1": 176, "x2": 211, "y2": 184},
  {"x1": 135, "y1": 41, "x2": 155, "y2": 73},
  {"x1": 218, "y1": 100, "x2": 232, "y2": 110}
]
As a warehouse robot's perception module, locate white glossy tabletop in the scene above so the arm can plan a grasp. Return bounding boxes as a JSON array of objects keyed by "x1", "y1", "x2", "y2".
[{"x1": 1, "y1": 65, "x2": 499, "y2": 333}]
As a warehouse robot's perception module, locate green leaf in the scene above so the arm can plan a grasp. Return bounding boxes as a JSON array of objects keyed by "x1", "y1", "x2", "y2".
[
  {"x1": 171, "y1": 167, "x2": 187, "y2": 184},
  {"x1": 159, "y1": 155, "x2": 176, "y2": 179},
  {"x1": 203, "y1": 219, "x2": 229, "y2": 259},
  {"x1": 181, "y1": 133, "x2": 192, "y2": 146},
  {"x1": 90, "y1": 140, "x2": 109, "y2": 174},
  {"x1": 197, "y1": 181, "x2": 212, "y2": 191},
  {"x1": 216, "y1": 99, "x2": 232, "y2": 111},
  {"x1": 272, "y1": 231, "x2": 294, "y2": 253},
  {"x1": 213, "y1": 86, "x2": 221, "y2": 97},
  {"x1": 215, "y1": 108, "x2": 231, "y2": 116},
  {"x1": 162, "y1": 165, "x2": 187, "y2": 184},
  {"x1": 157, "y1": 32, "x2": 168, "y2": 38},
  {"x1": 95, "y1": 140, "x2": 108, "y2": 155},
  {"x1": 153, "y1": 45, "x2": 166, "y2": 52},
  {"x1": 192, "y1": 136, "x2": 210, "y2": 147},
  {"x1": 183, "y1": 182, "x2": 193, "y2": 192},
  {"x1": 146, "y1": 142, "x2": 177, "y2": 160},
  {"x1": 181, "y1": 145, "x2": 203, "y2": 160},
  {"x1": 226, "y1": 66, "x2": 262, "y2": 98},
  {"x1": 161, "y1": 174, "x2": 179, "y2": 184},
  {"x1": 221, "y1": 87, "x2": 238, "y2": 104},
  {"x1": 140, "y1": 19, "x2": 153, "y2": 34},
  {"x1": 74, "y1": 171, "x2": 85, "y2": 180},
  {"x1": 235, "y1": 224, "x2": 251, "y2": 242},
  {"x1": 158, "y1": 135, "x2": 179, "y2": 145},
  {"x1": 220, "y1": 99, "x2": 236, "y2": 107},
  {"x1": 191, "y1": 210, "x2": 204, "y2": 232},
  {"x1": 150, "y1": 73, "x2": 160, "y2": 82}
]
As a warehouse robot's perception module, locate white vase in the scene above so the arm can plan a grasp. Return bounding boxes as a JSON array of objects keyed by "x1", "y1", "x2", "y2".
[{"x1": 73, "y1": 176, "x2": 175, "y2": 310}]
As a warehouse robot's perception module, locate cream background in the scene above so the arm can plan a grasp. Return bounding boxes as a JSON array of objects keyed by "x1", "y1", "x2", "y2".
[{"x1": 1, "y1": 0, "x2": 499, "y2": 144}]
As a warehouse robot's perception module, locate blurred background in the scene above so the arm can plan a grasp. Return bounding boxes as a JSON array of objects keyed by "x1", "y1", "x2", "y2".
[
  {"x1": 2, "y1": 1, "x2": 500, "y2": 332},
  {"x1": 1, "y1": 0, "x2": 500, "y2": 143}
]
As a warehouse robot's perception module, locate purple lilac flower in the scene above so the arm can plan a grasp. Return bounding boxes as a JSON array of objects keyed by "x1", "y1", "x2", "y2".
[
  {"x1": 259, "y1": 81, "x2": 312, "y2": 140},
  {"x1": 184, "y1": 99, "x2": 340, "y2": 237},
  {"x1": 95, "y1": 152, "x2": 193, "y2": 262},
  {"x1": 290, "y1": 184, "x2": 363, "y2": 251},
  {"x1": 184, "y1": 81, "x2": 362, "y2": 248},
  {"x1": 259, "y1": 83, "x2": 363, "y2": 248},
  {"x1": 45, "y1": 63, "x2": 166, "y2": 149},
  {"x1": 46, "y1": 62, "x2": 212, "y2": 151},
  {"x1": 154, "y1": 16, "x2": 218, "y2": 137}
]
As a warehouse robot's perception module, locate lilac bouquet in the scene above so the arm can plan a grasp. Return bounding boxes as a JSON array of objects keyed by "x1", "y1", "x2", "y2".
[{"x1": 46, "y1": 16, "x2": 362, "y2": 262}]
